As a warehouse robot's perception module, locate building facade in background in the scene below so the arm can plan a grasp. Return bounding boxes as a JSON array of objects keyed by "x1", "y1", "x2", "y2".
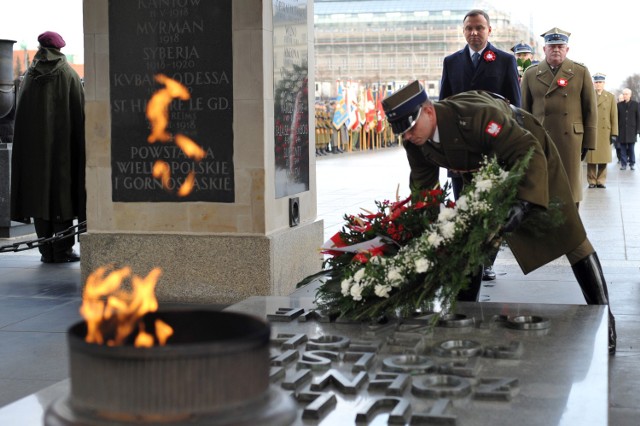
[{"x1": 314, "y1": 0, "x2": 535, "y2": 99}]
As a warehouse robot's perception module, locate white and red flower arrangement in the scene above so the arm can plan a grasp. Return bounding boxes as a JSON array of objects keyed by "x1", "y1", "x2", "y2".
[
  {"x1": 304, "y1": 154, "x2": 535, "y2": 320},
  {"x1": 483, "y1": 50, "x2": 496, "y2": 62}
]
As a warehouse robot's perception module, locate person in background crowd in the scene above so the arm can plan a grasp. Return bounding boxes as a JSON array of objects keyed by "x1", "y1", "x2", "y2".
[
  {"x1": 10, "y1": 31, "x2": 85, "y2": 263},
  {"x1": 521, "y1": 27, "x2": 597, "y2": 208},
  {"x1": 511, "y1": 42, "x2": 534, "y2": 79},
  {"x1": 614, "y1": 93, "x2": 625, "y2": 163},
  {"x1": 315, "y1": 104, "x2": 330, "y2": 156},
  {"x1": 439, "y1": 9, "x2": 521, "y2": 281},
  {"x1": 617, "y1": 88, "x2": 640, "y2": 170},
  {"x1": 586, "y1": 73, "x2": 618, "y2": 188},
  {"x1": 382, "y1": 81, "x2": 617, "y2": 353}
]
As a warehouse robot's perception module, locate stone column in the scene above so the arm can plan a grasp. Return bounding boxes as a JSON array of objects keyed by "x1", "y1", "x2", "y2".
[{"x1": 82, "y1": 0, "x2": 321, "y2": 304}]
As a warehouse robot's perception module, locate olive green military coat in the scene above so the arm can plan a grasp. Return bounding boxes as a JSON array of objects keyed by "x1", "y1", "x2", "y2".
[
  {"x1": 586, "y1": 90, "x2": 618, "y2": 164},
  {"x1": 404, "y1": 91, "x2": 586, "y2": 274},
  {"x1": 520, "y1": 58, "x2": 597, "y2": 203}
]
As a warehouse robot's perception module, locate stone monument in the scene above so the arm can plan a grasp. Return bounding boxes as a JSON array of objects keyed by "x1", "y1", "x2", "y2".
[
  {"x1": 1, "y1": 38, "x2": 34, "y2": 238},
  {"x1": 81, "y1": 0, "x2": 322, "y2": 304}
]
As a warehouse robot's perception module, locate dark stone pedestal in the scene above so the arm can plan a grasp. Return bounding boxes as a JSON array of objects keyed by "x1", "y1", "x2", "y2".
[{"x1": 0, "y1": 143, "x2": 35, "y2": 238}]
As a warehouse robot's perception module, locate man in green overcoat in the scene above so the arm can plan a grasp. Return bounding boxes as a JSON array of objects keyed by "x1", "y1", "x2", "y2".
[
  {"x1": 586, "y1": 73, "x2": 618, "y2": 188},
  {"x1": 10, "y1": 31, "x2": 85, "y2": 263},
  {"x1": 382, "y1": 81, "x2": 616, "y2": 353},
  {"x1": 520, "y1": 28, "x2": 597, "y2": 206}
]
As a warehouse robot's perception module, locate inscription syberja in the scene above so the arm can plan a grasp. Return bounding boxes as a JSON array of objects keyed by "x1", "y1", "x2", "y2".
[
  {"x1": 109, "y1": 0, "x2": 234, "y2": 202},
  {"x1": 273, "y1": 0, "x2": 309, "y2": 198}
]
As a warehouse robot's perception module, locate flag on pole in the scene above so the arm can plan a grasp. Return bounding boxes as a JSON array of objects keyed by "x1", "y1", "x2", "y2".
[
  {"x1": 376, "y1": 88, "x2": 386, "y2": 133},
  {"x1": 365, "y1": 88, "x2": 376, "y2": 131},
  {"x1": 332, "y1": 83, "x2": 348, "y2": 129},
  {"x1": 346, "y1": 82, "x2": 360, "y2": 131},
  {"x1": 358, "y1": 87, "x2": 367, "y2": 126}
]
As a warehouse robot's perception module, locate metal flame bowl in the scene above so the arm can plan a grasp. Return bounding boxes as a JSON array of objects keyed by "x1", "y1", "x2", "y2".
[{"x1": 45, "y1": 310, "x2": 296, "y2": 426}]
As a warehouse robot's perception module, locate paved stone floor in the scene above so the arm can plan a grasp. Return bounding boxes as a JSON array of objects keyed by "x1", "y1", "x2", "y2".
[{"x1": 1, "y1": 145, "x2": 639, "y2": 424}]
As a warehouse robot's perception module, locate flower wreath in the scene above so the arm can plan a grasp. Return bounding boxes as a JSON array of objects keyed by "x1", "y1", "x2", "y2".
[{"x1": 306, "y1": 152, "x2": 538, "y2": 321}]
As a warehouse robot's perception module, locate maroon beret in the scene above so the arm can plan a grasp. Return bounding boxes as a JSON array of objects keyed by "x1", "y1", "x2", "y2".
[{"x1": 37, "y1": 31, "x2": 66, "y2": 49}]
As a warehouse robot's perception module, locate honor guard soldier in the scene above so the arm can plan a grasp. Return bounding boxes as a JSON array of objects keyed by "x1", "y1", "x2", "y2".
[
  {"x1": 521, "y1": 27, "x2": 597, "y2": 207},
  {"x1": 382, "y1": 81, "x2": 617, "y2": 353}
]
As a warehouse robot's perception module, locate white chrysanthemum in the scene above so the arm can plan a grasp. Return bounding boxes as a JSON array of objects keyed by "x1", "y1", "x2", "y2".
[
  {"x1": 427, "y1": 232, "x2": 444, "y2": 248},
  {"x1": 439, "y1": 221, "x2": 457, "y2": 240},
  {"x1": 369, "y1": 255, "x2": 381, "y2": 264},
  {"x1": 374, "y1": 284, "x2": 392, "y2": 298},
  {"x1": 387, "y1": 268, "x2": 402, "y2": 282},
  {"x1": 350, "y1": 282, "x2": 364, "y2": 301},
  {"x1": 341, "y1": 279, "x2": 352, "y2": 296},
  {"x1": 455, "y1": 196, "x2": 469, "y2": 211},
  {"x1": 438, "y1": 204, "x2": 457, "y2": 222},
  {"x1": 353, "y1": 268, "x2": 365, "y2": 283},
  {"x1": 415, "y1": 258, "x2": 431, "y2": 273}
]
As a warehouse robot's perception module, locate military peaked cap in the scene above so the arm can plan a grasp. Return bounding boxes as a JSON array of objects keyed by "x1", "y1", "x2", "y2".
[
  {"x1": 541, "y1": 27, "x2": 570, "y2": 45},
  {"x1": 382, "y1": 81, "x2": 428, "y2": 135},
  {"x1": 511, "y1": 42, "x2": 533, "y2": 54}
]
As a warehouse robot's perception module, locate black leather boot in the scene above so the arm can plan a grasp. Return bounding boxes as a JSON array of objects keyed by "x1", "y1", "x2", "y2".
[{"x1": 571, "y1": 252, "x2": 617, "y2": 354}]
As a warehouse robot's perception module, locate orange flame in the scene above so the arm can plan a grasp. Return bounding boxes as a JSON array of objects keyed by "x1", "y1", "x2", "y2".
[
  {"x1": 80, "y1": 266, "x2": 173, "y2": 347},
  {"x1": 146, "y1": 74, "x2": 190, "y2": 143},
  {"x1": 175, "y1": 134, "x2": 206, "y2": 161},
  {"x1": 177, "y1": 172, "x2": 196, "y2": 197},
  {"x1": 145, "y1": 74, "x2": 206, "y2": 197},
  {"x1": 152, "y1": 161, "x2": 171, "y2": 190}
]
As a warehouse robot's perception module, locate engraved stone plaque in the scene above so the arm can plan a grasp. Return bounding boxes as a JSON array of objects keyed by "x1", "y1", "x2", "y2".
[
  {"x1": 226, "y1": 297, "x2": 609, "y2": 425},
  {"x1": 109, "y1": 0, "x2": 234, "y2": 202}
]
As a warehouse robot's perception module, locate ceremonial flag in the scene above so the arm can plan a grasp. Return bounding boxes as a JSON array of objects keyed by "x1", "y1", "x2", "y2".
[
  {"x1": 365, "y1": 88, "x2": 376, "y2": 130},
  {"x1": 346, "y1": 82, "x2": 360, "y2": 131},
  {"x1": 376, "y1": 88, "x2": 386, "y2": 133},
  {"x1": 358, "y1": 87, "x2": 367, "y2": 126},
  {"x1": 332, "y1": 83, "x2": 348, "y2": 129}
]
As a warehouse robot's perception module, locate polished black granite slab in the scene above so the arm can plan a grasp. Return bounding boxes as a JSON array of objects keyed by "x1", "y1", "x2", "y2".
[{"x1": 0, "y1": 296, "x2": 608, "y2": 425}]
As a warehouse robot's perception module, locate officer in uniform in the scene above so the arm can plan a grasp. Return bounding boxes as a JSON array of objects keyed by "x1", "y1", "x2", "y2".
[
  {"x1": 382, "y1": 81, "x2": 617, "y2": 353},
  {"x1": 510, "y1": 42, "x2": 534, "y2": 79},
  {"x1": 586, "y1": 73, "x2": 618, "y2": 187},
  {"x1": 314, "y1": 106, "x2": 326, "y2": 156},
  {"x1": 511, "y1": 42, "x2": 533, "y2": 59},
  {"x1": 521, "y1": 28, "x2": 597, "y2": 207}
]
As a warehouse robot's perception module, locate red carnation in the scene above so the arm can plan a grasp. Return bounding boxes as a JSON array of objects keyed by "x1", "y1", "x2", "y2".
[{"x1": 483, "y1": 50, "x2": 496, "y2": 62}]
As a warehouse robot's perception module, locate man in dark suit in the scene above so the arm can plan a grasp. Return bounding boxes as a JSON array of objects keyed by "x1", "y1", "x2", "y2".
[
  {"x1": 439, "y1": 9, "x2": 521, "y2": 281},
  {"x1": 440, "y1": 10, "x2": 521, "y2": 106},
  {"x1": 617, "y1": 88, "x2": 640, "y2": 170}
]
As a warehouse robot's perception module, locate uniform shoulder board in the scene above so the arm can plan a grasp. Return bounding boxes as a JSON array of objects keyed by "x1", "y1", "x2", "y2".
[{"x1": 573, "y1": 61, "x2": 586, "y2": 68}]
